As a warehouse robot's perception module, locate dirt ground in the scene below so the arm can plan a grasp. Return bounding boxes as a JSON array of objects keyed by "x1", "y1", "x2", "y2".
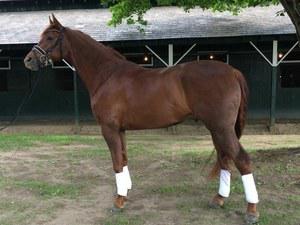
[
  {"x1": 2, "y1": 120, "x2": 300, "y2": 135},
  {"x1": 0, "y1": 132, "x2": 299, "y2": 225}
]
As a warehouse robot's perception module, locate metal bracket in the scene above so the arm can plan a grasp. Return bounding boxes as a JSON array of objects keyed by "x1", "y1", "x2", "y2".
[
  {"x1": 145, "y1": 44, "x2": 197, "y2": 67},
  {"x1": 250, "y1": 40, "x2": 299, "y2": 67}
]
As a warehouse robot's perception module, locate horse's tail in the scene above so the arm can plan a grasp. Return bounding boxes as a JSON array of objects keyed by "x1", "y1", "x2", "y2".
[
  {"x1": 209, "y1": 69, "x2": 248, "y2": 179},
  {"x1": 234, "y1": 69, "x2": 249, "y2": 139}
]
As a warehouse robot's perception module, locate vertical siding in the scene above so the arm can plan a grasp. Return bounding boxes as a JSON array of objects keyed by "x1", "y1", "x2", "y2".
[
  {"x1": 230, "y1": 52, "x2": 272, "y2": 119},
  {"x1": 277, "y1": 65, "x2": 300, "y2": 119}
]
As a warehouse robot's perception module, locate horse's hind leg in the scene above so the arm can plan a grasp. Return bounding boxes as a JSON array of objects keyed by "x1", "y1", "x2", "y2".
[
  {"x1": 233, "y1": 144, "x2": 259, "y2": 223},
  {"x1": 209, "y1": 128, "x2": 238, "y2": 208},
  {"x1": 209, "y1": 128, "x2": 259, "y2": 224}
]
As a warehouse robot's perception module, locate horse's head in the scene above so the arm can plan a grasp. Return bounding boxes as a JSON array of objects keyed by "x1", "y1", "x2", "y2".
[{"x1": 24, "y1": 14, "x2": 68, "y2": 71}]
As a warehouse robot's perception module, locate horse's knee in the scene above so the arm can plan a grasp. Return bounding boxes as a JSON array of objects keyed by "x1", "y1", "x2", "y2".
[{"x1": 113, "y1": 163, "x2": 124, "y2": 173}]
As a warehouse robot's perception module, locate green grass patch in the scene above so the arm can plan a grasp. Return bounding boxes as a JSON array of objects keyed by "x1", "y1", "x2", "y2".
[
  {"x1": 259, "y1": 212, "x2": 300, "y2": 225},
  {"x1": 0, "y1": 134, "x2": 37, "y2": 151},
  {"x1": 0, "y1": 134, "x2": 104, "y2": 152},
  {"x1": 0, "y1": 177, "x2": 81, "y2": 199},
  {"x1": 66, "y1": 146, "x2": 109, "y2": 159},
  {"x1": 35, "y1": 134, "x2": 102, "y2": 146},
  {"x1": 150, "y1": 183, "x2": 192, "y2": 195},
  {"x1": 0, "y1": 198, "x2": 62, "y2": 225},
  {"x1": 102, "y1": 214, "x2": 144, "y2": 225}
]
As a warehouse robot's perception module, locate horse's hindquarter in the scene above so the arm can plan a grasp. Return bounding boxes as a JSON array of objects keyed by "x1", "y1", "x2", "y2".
[
  {"x1": 92, "y1": 66, "x2": 192, "y2": 130},
  {"x1": 179, "y1": 61, "x2": 242, "y2": 127}
]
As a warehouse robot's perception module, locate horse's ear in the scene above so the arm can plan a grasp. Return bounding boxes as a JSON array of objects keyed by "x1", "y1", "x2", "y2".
[
  {"x1": 49, "y1": 16, "x2": 53, "y2": 25},
  {"x1": 51, "y1": 13, "x2": 63, "y2": 29}
]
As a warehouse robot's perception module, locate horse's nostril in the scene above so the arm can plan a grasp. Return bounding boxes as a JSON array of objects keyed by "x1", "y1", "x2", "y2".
[{"x1": 26, "y1": 57, "x2": 32, "y2": 62}]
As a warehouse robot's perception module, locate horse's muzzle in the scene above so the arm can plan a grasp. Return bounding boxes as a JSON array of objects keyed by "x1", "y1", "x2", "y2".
[{"x1": 24, "y1": 52, "x2": 41, "y2": 71}]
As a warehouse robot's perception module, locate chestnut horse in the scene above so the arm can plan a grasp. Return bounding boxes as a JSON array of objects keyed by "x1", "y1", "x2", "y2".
[{"x1": 24, "y1": 15, "x2": 259, "y2": 224}]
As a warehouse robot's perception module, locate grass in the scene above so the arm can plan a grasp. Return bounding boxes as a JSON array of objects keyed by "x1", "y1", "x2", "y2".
[
  {"x1": 102, "y1": 215, "x2": 144, "y2": 225},
  {"x1": 66, "y1": 146, "x2": 109, "y2": 160},
  {"x1": 0, "y1": 199, "x2": 62, "y2": 225},
  {"x1": 150, "y1": 182, "x2": 192, "y2": 195},
  {"x1": 0, "y1": 133, "x2": 104, "y2": 151},
  {"x1": 0, "y1": 133, "x2": 299, "y2": 225},
  {"x1": 0, "y1": 176, "x2": 82, "y2": 199}
]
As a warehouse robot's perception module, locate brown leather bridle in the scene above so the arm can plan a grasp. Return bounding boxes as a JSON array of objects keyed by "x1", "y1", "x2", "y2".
[{"x1": 32, "y1": 27, "x2": 65, "y2": 67}]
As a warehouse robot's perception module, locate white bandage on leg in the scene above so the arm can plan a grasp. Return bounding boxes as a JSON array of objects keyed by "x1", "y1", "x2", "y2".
[
  {"x1": 218, "y1": 169, "x2": 231, "y2": 197},
  {"x1": 123, "y1": 166, "x2": 132, "y2": 190},
  {"x1": 242, "y1": 173, "x2": 259, "y2": 204},
  {"x1": 115, "y1": 172, "x2": 128, "y2": 196}
]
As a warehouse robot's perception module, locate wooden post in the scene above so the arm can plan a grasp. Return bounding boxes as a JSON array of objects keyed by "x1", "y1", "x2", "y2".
[
  {"x1": 270, "y1": 40, "x2": 278, "y2": 129},
  {"x1": 73, "y1": 70, "x2": 79, "y2": 133}
]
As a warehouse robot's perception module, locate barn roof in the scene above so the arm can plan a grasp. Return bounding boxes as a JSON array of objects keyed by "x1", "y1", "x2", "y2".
[{"x1": 0, "y1": 5, "x2": 295, "y2": 45}]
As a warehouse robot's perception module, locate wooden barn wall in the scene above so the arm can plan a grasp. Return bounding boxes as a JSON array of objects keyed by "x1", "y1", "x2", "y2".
[
  {"x1": 0, "y1": 58, "x2": 92, "y2": 120},
  {"x1": 277, "y1": 66, "x2": 300, "y2": 119},
  {"x1": 230, "y1": 52, "x2": 272, "y2": 119},
  {"x1": 1, "y1": 47, "x2": 300, "y2": 121}
]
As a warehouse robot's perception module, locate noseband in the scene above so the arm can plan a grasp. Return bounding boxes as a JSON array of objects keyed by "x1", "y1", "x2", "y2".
[{"x1": 32, "y1": 27, "x2": 65, "y2": 67}]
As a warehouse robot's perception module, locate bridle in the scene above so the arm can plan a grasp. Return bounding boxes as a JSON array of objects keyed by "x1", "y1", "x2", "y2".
[{"x1": 32, "y1": 27, "x2": 65, "y2": 67}]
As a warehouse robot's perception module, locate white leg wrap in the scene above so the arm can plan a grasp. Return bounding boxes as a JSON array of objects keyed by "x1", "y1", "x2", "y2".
[
  {"x1": 115, "y1": 172, "x2": 128, "y2": 196},
  {"x1": 218, "y1": 169, "x2": 231, "y2": 198},
  {"x1": 123, "y1": 166, "x2": 132, "y2": 190},
  {"x1": 242, "y1": 173, "x2": 259, "y2": 204}
]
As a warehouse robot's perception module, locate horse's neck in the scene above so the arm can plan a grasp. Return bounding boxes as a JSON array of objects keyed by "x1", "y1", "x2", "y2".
[{"x1": 64, "y1": 29, "x2": 124, "y2": 95}]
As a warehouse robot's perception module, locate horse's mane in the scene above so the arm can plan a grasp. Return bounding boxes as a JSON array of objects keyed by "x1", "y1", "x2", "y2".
[
  {"x1": 70, "y1": 29, "x2": 126, "y2": 60},
  {"x1": 44, "y1": 24, "x2": 126, "y2": 60}
]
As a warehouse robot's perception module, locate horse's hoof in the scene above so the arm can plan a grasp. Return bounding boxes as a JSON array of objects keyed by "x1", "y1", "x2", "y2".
[
  {"x1": 244, "y1": 212, "x2": 259, "y2": 225},
  {"x1": 208, "y1": 200, "x2": 223, "y2": 209},
  {"x1": 208, "y1": 195, "x2": 224, "y2": 209},
  {"x1": 112, "y1": 195, "x2": 126, "y2": 211},
  {"x1": 110, "y1": 206, "x2": 123, "y2": 213}
]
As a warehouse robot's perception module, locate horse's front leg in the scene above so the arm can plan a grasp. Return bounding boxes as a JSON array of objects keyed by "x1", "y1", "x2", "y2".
[
  {"x1": 120, "y1": 130, "x2": 132, "y2": 190},
  {"x1": 101, "y1": 125, "x2": 132, "y2": 210}
]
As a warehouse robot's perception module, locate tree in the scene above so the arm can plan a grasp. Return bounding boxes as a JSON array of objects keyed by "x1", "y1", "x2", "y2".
[{"x1": 101, "y1": 0, "x2": 300, "y2": 41}]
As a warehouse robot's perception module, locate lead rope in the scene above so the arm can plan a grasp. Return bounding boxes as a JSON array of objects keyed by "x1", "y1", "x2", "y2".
[
  {"x1": 0, "y1": 70, "x2": 41, "y2": 132},
  {"x1": 200, "y1": 148, "x2": 216, "y2": 173}
]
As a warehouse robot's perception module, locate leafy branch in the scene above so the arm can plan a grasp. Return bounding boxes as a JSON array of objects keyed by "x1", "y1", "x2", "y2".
[{"x1": 101, "y1": 0, "x2": 280, "y2": 27}]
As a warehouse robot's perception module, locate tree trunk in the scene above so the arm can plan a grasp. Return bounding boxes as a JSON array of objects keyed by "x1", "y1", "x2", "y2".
[{"x1": 280, "y1": 0, "x2": 300, "y2": 41}]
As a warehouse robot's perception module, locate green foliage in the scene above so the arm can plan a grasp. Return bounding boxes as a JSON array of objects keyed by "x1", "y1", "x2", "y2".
[
  {"x1": 102, "y1": 0, "x2": 151, "y2": 28},
  {"x1": 101, "y1": 0, "x2": 280, "y2": 26}
]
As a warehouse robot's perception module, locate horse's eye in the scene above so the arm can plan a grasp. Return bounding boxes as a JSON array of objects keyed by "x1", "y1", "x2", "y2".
[{"x1": 47, "y1": 36, "x2": 54, "y2": 41}]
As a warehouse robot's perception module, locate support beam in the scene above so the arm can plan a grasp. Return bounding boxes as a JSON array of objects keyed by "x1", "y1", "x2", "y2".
[
  {"x1": 62, "y1": 59, "x2": 76, "y2": 71},
  {"x1": 250, "y1": 40, "x2": 290, "y2": 129},
  {"x1": 62, "y1": 59, "x2": 79, "y2": 133},
  {"x1": 168, "y1": 44, "x2": 173, "y2": 67},
  {"x1": 226, "y1": 53, "x2": 230, "y2": 64},
  {"x1": 277, "y1": 41, "x2": 299, "y2": 65},
  {"x1": 145, "y1": 45, "x2": 169, "y2": 67},
  {"x1": 73, "y1": 71, "x2": 79, "y2": 133},
  {"x1": 270, "y1": 40, "x2": 278, "y2": 128},
  {"x1": 174, "y1": 44, "x2": 197, "y2": 66},
  {"x1": 249, "y1": 41, "x2": 273, "y2": 66}
]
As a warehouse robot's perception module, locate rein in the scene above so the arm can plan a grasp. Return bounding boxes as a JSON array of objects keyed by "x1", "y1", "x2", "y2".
[{"x1": 32, "y1": 27, "x2": 65, "y2": 66}]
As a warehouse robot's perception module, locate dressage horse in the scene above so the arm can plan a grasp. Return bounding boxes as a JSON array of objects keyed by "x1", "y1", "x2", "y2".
[{"x1": 24, "y1": 15, "x2": 259, "y2": 224}]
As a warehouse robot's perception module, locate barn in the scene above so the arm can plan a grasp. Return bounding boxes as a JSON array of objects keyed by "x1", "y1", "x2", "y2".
[{"x1": 0, "y1": 1, "x2": 299, "y2": 128}]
